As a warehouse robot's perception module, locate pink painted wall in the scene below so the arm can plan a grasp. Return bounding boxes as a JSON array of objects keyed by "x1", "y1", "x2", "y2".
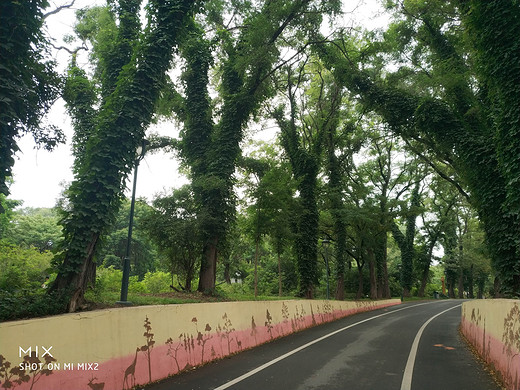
[
  {"x1": 0, "y1": 299, "x2": 399, "y2": 390},
  {"x1": 461, "y1": 300, "x2": 520, "y2": 390}
]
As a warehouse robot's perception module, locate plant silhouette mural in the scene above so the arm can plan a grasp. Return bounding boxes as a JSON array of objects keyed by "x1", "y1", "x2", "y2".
[
  {"x1": 220, "y1": 313, "x2": 236, "y2": 354},
  {"x1": 141, "y1": 316, "x2": 155, "y2": 383},
  {"x1": 165, "y1": 335, "x2": 184, "y2": 373},
  {"x1": 502, "y1": 303, "x2": 520, "y2": 389},
  {"x1": 265, "y1": 310, "x2": 274, "y2": 340},
  {"x1": 0, "y1": 353, "x2": 56, "y2": 390},
  {"x1": 195, "y1": 321, "x2": 212, "y2": 363}
]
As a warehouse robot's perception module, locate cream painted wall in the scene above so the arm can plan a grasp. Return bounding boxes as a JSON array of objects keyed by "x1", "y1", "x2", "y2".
[
  {"x1": 0, "y1": 299, "x2": 400, "y2": 390},
  {"x1": 461, "y1": 299, "x2": 520, "y2": 390}
]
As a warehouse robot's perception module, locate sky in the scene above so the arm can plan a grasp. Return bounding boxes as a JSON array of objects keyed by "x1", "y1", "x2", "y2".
[{"x1": 9, "y1": 0, "x2": 389, "y2": 209}]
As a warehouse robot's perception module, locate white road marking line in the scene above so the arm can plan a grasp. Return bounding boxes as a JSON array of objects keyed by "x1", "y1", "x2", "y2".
[
  {"x1": 214, "y1": 301, "x2": 436, "y2": 390},
  {"x1": 400, "y1": 304, "x2": 462, "y2": 390}
]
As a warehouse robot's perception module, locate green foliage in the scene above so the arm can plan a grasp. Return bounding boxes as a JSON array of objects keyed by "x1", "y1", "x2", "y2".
[
  {"x1": 0, "y1": 239, "x2": 67, "y2": 320},
  {"x1": 142, "y1": 186, "x2": 200, "y2": 291},
  {"x1": 94, "y1": 266, "x2": 123, "y2": 292},
  {"x1": 98, "y1": 199, "x2": 158, "y2": 280},
  {"x1": 93, "y1": 267, "x2": 170, "y2": 295},
  {"x1": 0, "y1": 288, "x2": 69, "y2": 321},
  {"x1": 4, "y1": 208, "x2": 62, "y2": 252},
  {"x1": 52, "y1": 0, "x2": 199, "y2": 311},
  {"x1": 0, "y1": 0, "x2": 64, "y2": 197},
  {"x1": 0, "y1": 193, "x2": 21, "y2": 238},
  {"x1": 0, "y1": 241, "x2": 53, "y2": 291},
  {"x1": 317, "y1": 0, "x2": 520, "y2": 296},
  {"x1": 142, "y1": 271, "x2": 171, "y2": 294},
  {"x1": 459, "y1": 0, "x2": 520, "y2": 294}
]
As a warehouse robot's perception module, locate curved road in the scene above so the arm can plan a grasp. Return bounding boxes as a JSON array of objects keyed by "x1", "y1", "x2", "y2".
[{"x1": 144, "y1": 300, "x2": 502, "y2": 390}]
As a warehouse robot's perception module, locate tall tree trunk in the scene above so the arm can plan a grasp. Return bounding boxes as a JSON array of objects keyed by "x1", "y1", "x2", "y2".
[
  {"x1": 198, "y1": 238, "x2": 218, "y2": 293},
  {"x1": 278, "y1": 251, "x2": 282, "y2": 297},
  {"x1": 335, "y1": 273, "x2": 345, "y2": 301},
  {"x1": 356, "y1": 266, "x2": 364, "y2": 300},
  {"x1": 375, "y1": 233, "x2": 390, "y2": 298},
  {"x1": 254, "y1": 236, "x2": 260, "y2": 298},
  {"x1": 468, "y1": 264, "x2": 474, "y2": 299},
  {"x1": 418, "y1": 265, "x2": 429, "y2": 298},
  {"x1": 224, "y1": 262, "x2": 231, "y2": 284},
  {"x1": 458, "y1": 245, "x2": 464, "y2": 298},
  {"x1": 368, "y1": 249, "x2": 378, "y2": 299}
]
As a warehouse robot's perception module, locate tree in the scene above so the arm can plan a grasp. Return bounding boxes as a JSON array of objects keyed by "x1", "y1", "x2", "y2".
[
  {"x1": 51, "y1": 0, "x2": 199, "y2": 311},
  {"x1": 415, "y1": 176, "x2": 458, "y2": 297},
  {"x1": 0, "y1": 0, "x2": 63, "y2": 201},
  {"x1": 0, "y1": 191, "x2": 21, "y2": 240},
  {"x1": 177, "y1": 0, "x2": 339, "y2": 294},
  {"x1": 391, "y1": 183, "x2": 421, "y2": 297},
  {"x1": 142, "y1": 186, "x2": 199, "y2": 292},
  {"x1": 99, "y1": 199, "x2": 158, "y2": 281},
  {"x1": 316, "y1": 2, "x2": 520, "y2": 295},
  {"x1": 457, "y1": 0, "x2": 520, "y2": 295},
  {"x1": 239, "y1": 141, "x2": 296, "y2": 297},
  {"x1": 272, "y1": 58, "x2": 342, "y2": 298}
]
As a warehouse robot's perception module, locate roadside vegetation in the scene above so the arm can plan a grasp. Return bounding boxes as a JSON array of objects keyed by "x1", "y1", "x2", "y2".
[{"x1": 1, "y1": 0, "x2": 516, "y2": 319}]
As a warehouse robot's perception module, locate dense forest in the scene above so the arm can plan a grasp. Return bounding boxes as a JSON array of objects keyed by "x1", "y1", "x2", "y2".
[{"x1": 1, "y1": 0, "x2": 518, "y2": 315}]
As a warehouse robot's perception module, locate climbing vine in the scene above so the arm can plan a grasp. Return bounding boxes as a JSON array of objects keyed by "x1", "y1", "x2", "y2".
[{"x1": 51, "y1": 0, "x2": 199, "y2": 311}]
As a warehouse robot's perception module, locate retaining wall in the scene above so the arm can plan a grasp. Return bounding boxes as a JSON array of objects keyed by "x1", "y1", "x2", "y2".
[
  {"x1": 461, "y1": 299, "x2": 520, "y2": 390},
  {"x1": 0, "y1": 298, "x2": 399, "y2": 390}
]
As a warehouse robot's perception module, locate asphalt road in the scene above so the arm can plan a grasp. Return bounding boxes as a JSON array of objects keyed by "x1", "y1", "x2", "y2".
[{"x1": 144, "y1": 300, "x2": 502, "y2": 390}]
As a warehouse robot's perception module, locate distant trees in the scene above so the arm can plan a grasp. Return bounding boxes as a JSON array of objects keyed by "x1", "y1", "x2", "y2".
[
  {"x1": 142, "y1": 186, "x2": 200, "y2": 292},
  {"x1": 317, "y1": 0, "x2": 519, "y2": 296}
]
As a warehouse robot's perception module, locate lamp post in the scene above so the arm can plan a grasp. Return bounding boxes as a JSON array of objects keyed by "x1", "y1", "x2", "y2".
[
  {"x1": 322, "y1": 239, "x2": 330, "y2": 300},
  {"x1": 117, "y1": 139, "x2": 149, "y2": 305}
]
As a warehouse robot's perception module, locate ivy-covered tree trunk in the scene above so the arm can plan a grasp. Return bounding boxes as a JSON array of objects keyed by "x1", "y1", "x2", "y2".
[
  {"x1": 355, "y1": 255, "x2": 365, "y2": 300},
  {"x1": 274, "y1": 100, "x2": 321, "y2": 298},
  {"x1": 179, "y1": 1, "x2": 315, "y2": 293},
  {"x1": 51, "y1": 0, "x2": 197, "y2": 312},
  {"x1": 458, "y1": 0, "x2": 520, "y2": 295},
  {"x1": 391, "y1": 184, "x2": 420, "y2": 297},
  {"x1": 375, "y1": 232, "x2": 390, "y2": 299},
  {"x1": 319, "y1": 33, "x2": 520, "y2": 296},
  {"x1": 367, "y1": 248, "x2": 377, "y2": 300},
  {"x1": 324, "y1": 106, "x2": 348, "y2": 300},
  {"x1": 376, "y1": 185, "x2": 391, "y2": 299}
]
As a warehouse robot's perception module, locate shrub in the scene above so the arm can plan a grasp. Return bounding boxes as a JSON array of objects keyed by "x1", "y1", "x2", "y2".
[
  {"x1": 95, "y1": 266, "x2": 123, "y2": 292},
  {"x1": 0, "y1": 288, "x2": 68, "y2": 321},
  {"x1": 0, "y1": 241, "x2": 53, "y2": 291},
  {"x1": 142, "y1": 271, "x2": 171, "y2": 294},
  {"x1": 128, "y1": 275, "x2": 147, "y2": 293}
]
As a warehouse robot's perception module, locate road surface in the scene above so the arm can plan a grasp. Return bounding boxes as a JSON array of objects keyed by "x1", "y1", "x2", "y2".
[{"x1": 144, "y1": 300, "x2": 502, "y2": 390}]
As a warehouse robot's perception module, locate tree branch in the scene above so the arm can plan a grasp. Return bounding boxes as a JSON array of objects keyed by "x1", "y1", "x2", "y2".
[{"x1": 43, "y1": 0, "x2": 76, "y2": 19}]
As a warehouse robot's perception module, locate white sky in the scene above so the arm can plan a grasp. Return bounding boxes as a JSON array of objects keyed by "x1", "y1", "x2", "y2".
[{"x1": 9, "y1": 0, "x2": 388, "y2": 209}]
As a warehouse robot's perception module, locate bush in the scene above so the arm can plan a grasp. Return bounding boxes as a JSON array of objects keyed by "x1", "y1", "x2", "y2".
[
  {"x1": 0, "y1": 288, "x2": 68, "y2": 321},
  {"x1": 142, "y1": 271, "x2": 171, "y2": 294},
  {"x1": 0, "y1": 241, "x2": 53, "y2": 291},
  {"x1": 93, "y1": 268, "x2": 176, "y2": 296},
  {"x1": 95, "y1": 266, "x2": 123, "y2": 292},
  {"x1": 128, "y1": 275, "x2": 147, "y2": 293}
]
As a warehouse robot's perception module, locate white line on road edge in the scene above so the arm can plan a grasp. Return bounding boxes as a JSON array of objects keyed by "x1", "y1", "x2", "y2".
[
  {"x1": 400, "y1": 304, "x2": 462, "y2": 390},
  {"x1": 214, "y1": 301, "x2": 436, "y2": 390}
]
